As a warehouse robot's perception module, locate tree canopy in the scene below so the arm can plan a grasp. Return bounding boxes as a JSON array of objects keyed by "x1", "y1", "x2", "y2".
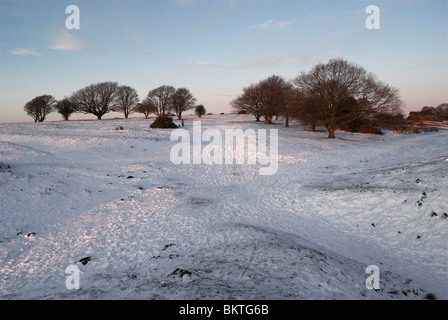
[
  {"x1": 55, "y1": 98, "x2": 77, "y2": 121},
  {"x1": 69, "y1": 81, "x2": 120, "y2": 120},
  {"x1": 195, "y1": 104, "x2": 206, "y2": 117},
  {"x1": 171, "y1": 87, "x2": 197, "y2": 120},
  {"x1": 145, "y1": 85, "x2": 176, "y2": 116},
  {"x1": 292, "y1": 58, "x2": 403, "y2": 138},
  {"x1": 24, "y1": 95, "x2": 55, "y2": 122},
  {"x1": 113, "y1": 85, "x2": 139, "y2": 118}
]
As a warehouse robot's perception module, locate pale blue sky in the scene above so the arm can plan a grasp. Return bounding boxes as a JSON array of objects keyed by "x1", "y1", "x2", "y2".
[{"x1": 1, "y1": 0, "x2": 447, "y2": 123}]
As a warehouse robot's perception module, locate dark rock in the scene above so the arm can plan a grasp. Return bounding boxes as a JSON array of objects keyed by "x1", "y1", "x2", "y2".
[
  {"x1": 162, "y1": 243, "x2": 175, "y2": 251},
  {"x1": 170, "y1": 268, "x2": 192, "y2": 278},
  {"x1": 79, "y1": 256, "x2": 91, "y2": 265}
]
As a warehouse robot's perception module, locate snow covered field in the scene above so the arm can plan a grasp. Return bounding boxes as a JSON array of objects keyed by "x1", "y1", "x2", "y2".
[{"x1": 0, "y1": 114, "x2": 447, "y2": 300}]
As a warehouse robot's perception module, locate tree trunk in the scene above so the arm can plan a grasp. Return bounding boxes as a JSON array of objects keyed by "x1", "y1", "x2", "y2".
[
  {"x1": 327, "y1": 127, "x2": 336, "y2": 138},
  {"x1": 285, "y1": 115, "x2": 289, "y2": 127},
  {"x1": 264, "y1": 115, "x2": 272, "y2": 124}
]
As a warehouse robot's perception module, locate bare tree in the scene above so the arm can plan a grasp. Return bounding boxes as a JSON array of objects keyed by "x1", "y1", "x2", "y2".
[
  {"x1": 113, "y1": 85, "x2": 139, "y2": 118},
  {"x1": 293, "y1": 58, "x2": 403, "y2": 138},
  {"x1": 69, "y1": 81, "x2": 119, "y2": 120},
  {"x1": 135, "y1": 100, "x2": 157, "y2": 119},
  {"x1": 436, "y1": 103, "x2": 448, "y2": 120},
  {"x1": 195, "y1": 104, "x2": 206, "y2": 117},
  {"x1": 171, "y1": 88, "x2": 196, "y2": 119},
  {"x1": 145, "y1": 85, "x2": 176, "y2": 116},
  {"x1": 55, "y1": 98, "x2": 77, "y2": 120},
  {"x1": 24, "y1": 95, "x2": 55, "y2": 122},
  {"x1": 230, "y1": 82, "x2": 267, "y2": 121},
  {"x1": 282, "y1": 86, "x2": 302, "y2": 128},
  {"x1": 257, "y1": 75, "x2": 292, "y2": 125},
  {"x1": 231, "y1": 75, "x2": 291, "y2": 125}
]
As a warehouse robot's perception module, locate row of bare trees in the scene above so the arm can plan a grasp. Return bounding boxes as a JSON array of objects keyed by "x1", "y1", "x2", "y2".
[
  {"x1": 231, "y1": 58, "x2": 405, "y2": 138},
  {"x1": 24, "y1": 83, "x2": 198, "y2": 122},
  {"x1": 137, "y1": 85, "x2": 197, "y2": 120}
]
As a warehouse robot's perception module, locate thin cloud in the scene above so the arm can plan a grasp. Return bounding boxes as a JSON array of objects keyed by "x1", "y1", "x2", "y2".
[
  {"x1": 187, "y1": 61, "x2": 219, "y2": 68},
  {"x1": 9, "y1": 48, "x2": 42, "y2": 56},
  {"x1": 410, "y1": 59, "x2": 448, "y2": 70},
  {"x1": 249, "y1": 19, "x2": 295, "y2": 29},
  {"x1": 212, "y1": 92, "x2": 234, "y2": 97},
  {"x1": 176, "y1": 0, "x2": 201, "y2": 4},
  {"x1": 303, "y1": 7, "x2": 365, "y2": 27},
  {"x1": 129, "y1": 33, "x2": 149, "y2": 55},
  {"x1": 182, "y1": 3, "x2": 237, "y2": 42},
  {"x1": 120, "y1": 18, "x2": 150, "y2": 55},
  {"x1": 303, "y1": 14, "x2": 335, "y2": 26},
  {"x1": 408, "y1": 54, "x2": 443, "y2": 59},
  {"x1": 88, "y1": 60, "x2": 112, "y2": 64},
  {"x1": 187, "y1": 55, "x2": 283, "y2": 69},
  {"x1": 50, "y1": 31, "x2": 85, "y2": 51},
  {"x1": 290, "y1": 44, "x2": 334, "y2": 67},
  {"x1": 243, "y1": 55, "x2": 283, "y2": 68}
]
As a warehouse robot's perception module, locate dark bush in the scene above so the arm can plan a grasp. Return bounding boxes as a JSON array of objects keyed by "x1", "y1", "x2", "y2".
[
  {"x1": 341, "y1": 118, "x2": 383, "y2": 135},
  {"x1": 237, "y1": 110, "x2": 247, "y2": 114},
  {"x1": 150, "y1": 115, "x2": 179, "y2": 129},
  {"x1": 375, "y1": 113, "x2": 408, "y2": 130}
]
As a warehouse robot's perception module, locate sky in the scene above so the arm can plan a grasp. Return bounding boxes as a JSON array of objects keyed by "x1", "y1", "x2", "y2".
[{"x1": 0, "y1": 0, "x2": 447, "y2": 123}]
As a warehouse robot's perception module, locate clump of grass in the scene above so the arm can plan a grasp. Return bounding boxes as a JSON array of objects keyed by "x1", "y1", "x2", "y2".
[{"x1": 424, "y1": 293, "x2": 437, "y2": 300}]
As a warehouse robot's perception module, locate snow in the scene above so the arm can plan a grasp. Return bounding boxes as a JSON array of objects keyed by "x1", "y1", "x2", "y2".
[{"x1": 0, "y1": 114, "x2": 447, "y2": 300}]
